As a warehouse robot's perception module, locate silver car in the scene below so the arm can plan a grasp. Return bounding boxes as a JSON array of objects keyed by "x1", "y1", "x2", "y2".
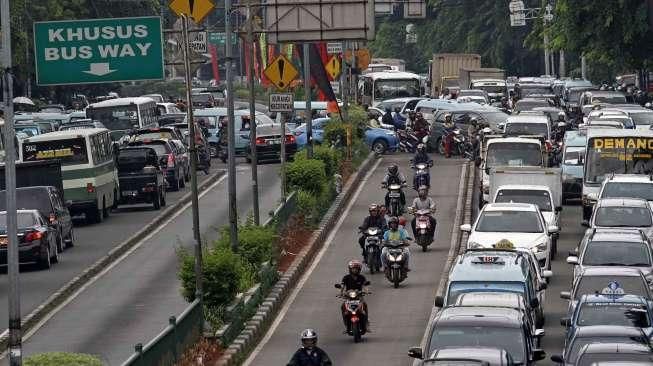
[{"x1": 586, "y1": 198, "x2": 653, "y2": 240}]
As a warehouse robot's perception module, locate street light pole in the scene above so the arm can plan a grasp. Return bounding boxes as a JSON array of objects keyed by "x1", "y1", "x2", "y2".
[
  {"x1": 303, "y1": 43, "x2": 312, "y2": 159},
  {"x1": 225, "y1": 0, "x2": 239, "y2": 251},
  {"x1": 2, "y1": 0, "x2": 21, "y2": 363},
  {"x1": 246, "y1": 3, "x2": 260, "y2": 225}
]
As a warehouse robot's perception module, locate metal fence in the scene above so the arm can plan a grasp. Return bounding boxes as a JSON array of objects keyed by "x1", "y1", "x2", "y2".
[
  {"x1": 121, "y1": 299, "x2": 202, "y2": 366},
  {"x1": 263, "y1": 191, "x2": 297, "y2": 230}
]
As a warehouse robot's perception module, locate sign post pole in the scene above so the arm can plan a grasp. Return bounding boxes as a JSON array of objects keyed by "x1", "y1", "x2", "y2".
[
  {"x1": 2, "y1": 0, "x2": 21, "y2": 363},
  {"x1": 247, "y1": 3, "x2": 260, "y2": 225},
  {"x1": 225, "y1": 0, "x2": 239, "y2": 251},
  {"x1": 303, "y1": 43, "x2": 312, "y2": 159}
]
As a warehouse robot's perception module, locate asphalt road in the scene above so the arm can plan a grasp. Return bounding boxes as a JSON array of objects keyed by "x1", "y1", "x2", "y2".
[
  {"x1": 245, "y1": 154, "x2": 464, "y2": 366},
  {"x1": 0, "y1": 167, "x2": 218, "y2": 331},
  {"x1": 541, "y1": 203, "x2": 585, "y2": 363},
  {"x1": 1, "y1": 162, "x2": 283, "y2": 365}
]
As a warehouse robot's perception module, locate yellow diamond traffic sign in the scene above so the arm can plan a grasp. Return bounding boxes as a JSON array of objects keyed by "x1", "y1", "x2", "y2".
[
  {"x1": 169, "y1": 0, "x2": 215, "y2": 24},
  {"x1": 264, "y1": 55, "x2": 299, "y2": 91},
  {"x1": 325, "y1": 55, "x2": 341, "y2": 80}
]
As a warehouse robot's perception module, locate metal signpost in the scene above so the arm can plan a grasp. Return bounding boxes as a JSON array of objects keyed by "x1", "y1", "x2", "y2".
[
  {"x1": 33, "y1": 16, "x2": 165, "y2": 85},
  {"x1": 246, "y1": 3, "x2": 260, "y2": 225},
  {"x1": 225, "y1": 0, "x2": 239, "y2": 251}
]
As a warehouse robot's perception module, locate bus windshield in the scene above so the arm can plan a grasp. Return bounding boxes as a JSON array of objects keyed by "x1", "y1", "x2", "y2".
[
  {"x1": 374, "y1": 79, "x2": 420, "y2": 100},
  {"x1": 87, "y1": 105, "x2": 139, "y2": 131},
  {"x1": 585, "y1": 136, "x2": 653, "y2": 184}
]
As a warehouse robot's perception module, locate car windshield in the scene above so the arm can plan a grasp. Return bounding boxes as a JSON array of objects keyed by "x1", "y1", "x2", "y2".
[
  {"x1": 505, "y1": 123, "x2": 548, "y2": 138},
  {"x1": 447, "y1": 282, "x2": 526, "y2": 306},
  {"x1": 139, "y1": 143, "x2": 169, "y2": 156},
  {"x1": 564, "y1": 147, "x2": 585, "y2": 166},
  {"x1": 428, "y1": 326, "x2": 525, "y2": 364},
  {"x1": 134, "y1": 132, "x2": 175, "y2": 141},
  {"x1": 495, "y1": 190, "x2": 553, "y2": 211},
  {"x1": 0, "y1": 190, "x2": 54, "y2": 214},
  {"x1": 577, "y1": 303, "x2": 651, "y2": 327},
  {"x1": 630, "y1": 112, "x2": 653, "y2": 126},
  {"x1": 575, "y1": 276, "x2": 649, "y2": 300},
  {"x1": 486, "y1": 143, "x2": 542, "y2": 168},
  {"x1": 0, "y1": 212, "x2": 38, "y2": 229},
  {"x1": 476, "y1": 210, "x2": 543, "y2": 233},
  {"x1": 474, "y1": 85, "x2": 506, "y2": 94},
  {"x1": 521, "y1": 88, "x2": 552, "y2": 96},
  {"x1": 577, "y1": 352, "x2": 653, "y2": 366},
  {"x1": 193, "y1": 94, "x2": 212, "y2": 103},
  {"x1": 583, "y1": 241, "x2": 650, "y2": 266},
  {"x1": 601, "y1": 182, "x2": 653, "y2": 201},
  {"x1": 481, "y1": 112, "x2": 509, "y2": 130},
  {"x1": 194, "y1": 116, "x2": 218, "y2": 129},
  {"x1": 593, "y1": 95, "x2": 627, "y2": 104},
  {"x1": 569, "y1": 337, "x2": 647, "y2": 364},
  {"x1": 515, "y1": 100, "x2": 551, "y2": 112},
  {"x1": 15, "y1": 126, "x2": 40, "y2": 137},
  {"x1": 594, "y1": 206, "x2": 652, "y2": 227}
]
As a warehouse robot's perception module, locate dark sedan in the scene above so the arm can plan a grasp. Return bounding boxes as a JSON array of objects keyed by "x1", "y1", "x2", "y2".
[
  {"x1": 0, "y1": 210, "x2": 59, "y2": 269},
  {"x1": 128, "y1": 139, "x2": 184, "y2": 191},
  {"x1": 246, "y1": 125, "x2": 297, "y2": 163}
]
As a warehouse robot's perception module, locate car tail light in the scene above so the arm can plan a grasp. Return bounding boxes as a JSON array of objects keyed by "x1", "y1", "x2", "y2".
[
  {"x1": 86, "y1": 183, "x2": 95, "y2": 193},
  {"x1": 24, "y1": 231, "x2": 43, "y2": 242},
  {"x1": 545, "y1": 140, "x2": 552, "y2": 152},
  {"x1": 48, "y1": 213, "x2": 57, "y2": 225},
  {"x1": 167, "y1": 154, "x2": 175, "y2": 167},
  {"x1": 256, "y1": 137, "x2": 266, "y2": 145},
  {"x1": 285, "y1": 135, "x2": 296, "y2": 144}
]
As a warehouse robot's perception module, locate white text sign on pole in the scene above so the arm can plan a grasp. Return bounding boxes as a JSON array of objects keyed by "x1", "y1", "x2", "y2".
[
  {"x1": 269, "y1": 93, "x2": 294, "y2": 112},
  {"x1": 327, "y1": 42, "x2": 343, "y2": 54}
]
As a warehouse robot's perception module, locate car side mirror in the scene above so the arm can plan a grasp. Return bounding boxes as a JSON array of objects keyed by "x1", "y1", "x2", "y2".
[
  {"x1": 459, "y1": 224, "x2": 471, "y2": 232},
  {"x1": 551, "y1": 354, "x2": 564, "y2": 363},
  {"x1": 529, "y1": 298, "x2": 539, "y2": 308},
  {"x1": 534, "y1": 329, "x2": 545, "y2": 337},
  {"x1": 555, "y1": 206, "x2": 562, "y2": 212},
  {"x1": 334, "y1": 284, "x2": 342, "y2": 289},
  {"x1": 560, "y1": 317, "x2": 571, "y2": 327},
  {"x1": 566, "y1": 256, "x2": 579, "y2": 265},
  {"x1": 434, "y1": 295, "x2": 444, "y2": 307},
  {"x1": 560, "y1": 291, "x2": 571, "y2": 300},
  {"x1": 548, "y1": 225, "x2": 560, "y2": 234},
  {"x1": 568, "y1": 250, "x2": 578, "y2": 257},
  {"x1": 581, "y1": 220, "x2": 590, "y2": 228},
  {"x1": 542, "y1": 270, "x2": 553, "y2": 278},
  {"x1": 408, "y1": 347, "x2": 423, "y2": 359},
  {"x1": 533, "y1": 349, "x2": 546, "y2": 362}
]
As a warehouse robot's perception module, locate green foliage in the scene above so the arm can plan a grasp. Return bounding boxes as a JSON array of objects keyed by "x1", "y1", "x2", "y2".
[
  {"x1": 323, "y1": 121, "x2": 347, "y2": 146},
  {"x1": 296, "y1": 189, "x2": 320, "y2": 222},
  {"x1": 120, "y1": 80, "x2": 186, "y2": 100},
  {"x1": 178, "y1": 247, "x2": 243, "y2": 309},
  {"x1": 286, "y1": 158, "x2": 327, "y2": 194},
  {"x1": 215, "y1": 224, "x2": 276, "y2": 268},
  {"x1": 296, "y1": 145, "x2": 343, "y2": 177},
  {"x1": 24, "y1": 352, "x2": 102, "y2": 366}
]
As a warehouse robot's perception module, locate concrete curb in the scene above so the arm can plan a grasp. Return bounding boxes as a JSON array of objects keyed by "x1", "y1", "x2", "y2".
[
  {"x1": 214, "y1": 154, "x2": 377, "y2": 366},
  {"x1": 0, "y1": 170, "x2": 227, "y2": 352}
]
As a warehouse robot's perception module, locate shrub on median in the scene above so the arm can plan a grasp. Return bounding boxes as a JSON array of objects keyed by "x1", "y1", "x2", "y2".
[
  {"x1": 295, "y1": 145, "x2": 343, "y2": 177},
  {"x1": 286, "y1": 158, "x2": 326, "y2": 194},
  {"x1": 214, "y1": 224, "x2": 276, "y2": 268},
  {"x1": 24, "y1": 352, "x2": 102, "y2": 366}
]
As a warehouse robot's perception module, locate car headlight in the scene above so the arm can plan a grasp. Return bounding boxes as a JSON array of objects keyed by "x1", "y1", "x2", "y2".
[
  {"x1": 468, "y1": 241, "x2": 484, "y2": 249},
  {"x1": 531, "y1": 242, "x2": 548, "y2": 253}
]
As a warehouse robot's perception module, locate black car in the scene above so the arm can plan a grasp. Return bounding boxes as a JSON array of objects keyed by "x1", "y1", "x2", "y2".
[
  {"x1": 428, "y1": 108, "x2": 509, "y2": 153},
  {"x1": 421, "y1": 347, "x2": 515, "y2": 365},
  {"x1": 117, "y1": 147, "x2": 167, "y2": 210},
  {"x1": 245, "y1": 125, "x2": 297, "y2": 163},
  {"x1": 408, "y1": 306, "x2": 545, "y2": 365},
  {"x1": 157, "y1": 113, "x2": 186, "y2": 127},
  {"x1": 0, "y1": 209, "x2": 59, "y2": 269},
  {"x1": 0, "y1": 186, "x2": 74, "y2": 251},
  {"x1": 129, "y1": 139, "x2": 184, "y2": 191}
]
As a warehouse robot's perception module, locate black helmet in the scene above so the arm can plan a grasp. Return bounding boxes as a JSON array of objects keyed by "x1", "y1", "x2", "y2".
[
  {"x1": 388, "y1": 163, "x2": 398, "y2": 175},
  {"x1": 301, "y1": 329, "x2": 318, "y2": 349},
  {"x1": 348, "y1": 259, "x2": 363, "y2": 275},
  {"x1": 388, "y1": 216, "x2": 399, "y2": 228}
]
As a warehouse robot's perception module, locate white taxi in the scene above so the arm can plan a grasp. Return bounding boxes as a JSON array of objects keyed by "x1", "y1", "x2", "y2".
[{"x1": 461, "y1": 202, "x2": 559, "y2": 270}]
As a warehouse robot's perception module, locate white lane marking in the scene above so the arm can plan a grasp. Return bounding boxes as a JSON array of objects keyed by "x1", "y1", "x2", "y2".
[
  {"x1": 0, "y1": 174, "x2": 229, "y2": 356},
  {"x1": 242, "y1": 157, "x2": 383, "y2": 366}
]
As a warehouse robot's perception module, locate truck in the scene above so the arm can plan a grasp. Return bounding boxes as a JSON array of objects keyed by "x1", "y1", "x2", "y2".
[
  {"x1": 0, "y1": 160, "x2": 63, "y2": 193},
  {"x1": 429, "y1": 53, "x2": 481, "y2": 97},
  {"x1": 370, "y1": 58, "x2": 406, "y2": 72},
  {"x1": 459, "y1": 68, "x2": 506, "y2": 91},
  {"x1": 489, "y1": 166, "x2": 562, "y2": 256}
]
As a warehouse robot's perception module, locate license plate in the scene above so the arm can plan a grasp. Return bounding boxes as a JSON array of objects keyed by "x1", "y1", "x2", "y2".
[
  {"x1": 267, "y1": 139, "x2": 281, "y2": 145},
  {"x1": 389, "y1": 192, "x2": 400, "y2": 198},
  {"x1": 0, "y1": 237, "x2": 7, "y2": 247},
  {"x1": 122, "y1": 190, "x2": 138, "y2": 196}
]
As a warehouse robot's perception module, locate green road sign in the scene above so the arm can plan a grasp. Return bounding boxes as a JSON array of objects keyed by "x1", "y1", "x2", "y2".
[
  {"x1": 208, "y1": 32, "x2": 237, "y2": 46},
  {"x1": 34, "y1": 16, "x2": 164, "y2": 86}
]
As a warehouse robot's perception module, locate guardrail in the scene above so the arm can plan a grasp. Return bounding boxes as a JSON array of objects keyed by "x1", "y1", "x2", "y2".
[{"x1": 121, "y1": 299, "x2": 202, "y2": 366}]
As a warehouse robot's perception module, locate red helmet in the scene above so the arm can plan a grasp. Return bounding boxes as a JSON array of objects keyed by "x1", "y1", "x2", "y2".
[
  {"x1": 348, "y1": 259, "x2": 362, "y2": 275},
  {"x1": 398, "y1": 217, "x2": 407, "y2": 227}
]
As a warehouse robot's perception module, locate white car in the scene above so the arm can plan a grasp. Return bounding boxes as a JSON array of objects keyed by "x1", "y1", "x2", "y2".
[{"x1": 461, "y1": 202, "x2": 559, "y2": 269}]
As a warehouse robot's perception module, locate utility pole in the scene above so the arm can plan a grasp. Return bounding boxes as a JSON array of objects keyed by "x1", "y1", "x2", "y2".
[
  {"x1": 581, "y1": 55, "x2": 587, "y2": 80},
  {"x1": 559, "y1": 50, "x2": 566, "y2": 78},
  {"x1": 225, "y1": 0, "x2": 239, "y2": 251},
  {"x1": 246, "y1": 3, "x2": 260, "y2": 225},
  {"x1": 2, "y1": 0, "x2": 21, "y2": 363},
  {"x1": 303, "y1": 43, "x2": 312, "y2": 159},
  {"x1": 181, "y1": 14, "x2": 203, "y2": 311}
]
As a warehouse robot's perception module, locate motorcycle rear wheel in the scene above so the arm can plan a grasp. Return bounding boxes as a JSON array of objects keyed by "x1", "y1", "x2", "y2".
[
  {"x1": 353, "y1": 323, "x2": 362, "y2": 343},
  {"x1": 368, "y1": 253, "x2": 378, "y2": 274}
]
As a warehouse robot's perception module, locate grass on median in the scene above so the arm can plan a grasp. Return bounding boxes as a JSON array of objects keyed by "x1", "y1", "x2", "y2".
[{"x1": 24, "y1": 352, "x2": 103, "y2": 366}]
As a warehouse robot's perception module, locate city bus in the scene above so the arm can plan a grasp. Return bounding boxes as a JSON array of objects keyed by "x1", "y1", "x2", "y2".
[
  {"x1": 19, "y1": 128, "x2": 119, "y2": 223},
  {"x1": 581, "y1": 128, "x2": 653, "y2": 221},
  {"x1": 86, "y1": 97, "x2": 158, "y2": 140},
  {"x1": 358, "y1": 71, "x2": 422, "y2": 107}
]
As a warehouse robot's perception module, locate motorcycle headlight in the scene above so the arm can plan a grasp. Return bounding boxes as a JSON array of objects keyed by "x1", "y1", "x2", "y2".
[
  {"x1": 395, "y1": 254, "x2": 404, "y2": 262},
  {"x1": 531, "y1": 242, "x2": 548, "y2": 253},
  {"x1": 468, "y1": 241, "x2": 484, "y2": 249}
]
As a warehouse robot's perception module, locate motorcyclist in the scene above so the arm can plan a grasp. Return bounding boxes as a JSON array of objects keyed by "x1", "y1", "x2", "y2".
[
  {"x1": 409, "y1": 186, "x2": 437, "y2": 240},
  {"x1": 382, "y1": 163, "x2": 407, "y2": 210},
  {"x1": 287, "y1": 329, "x2": 333, "y2": 366},
  {"x1": 412, "y1": 144, "x2": 432, "y2": 189},
  {"x1": 406, "y1": 111, "x2": 417, "y2": 130},
  {"x1": 413, "y1": 112, "x2": 429, "y2": 139},
  {"x1": 340, "y1": 260, "x2": 370, "y2": 329},
  {"x1": 358, "y1": 204, "x2": 388, "y2": 260},
  {"x1": 382, "y1": 107, "x2": 394, "y2": 127},
  {"x1": 393, "y1": 107, "x2": 406, "y2": 130},
  {"x1": 468, "y1": 118, "x2": 480, "y2": 160},
  {"x1": 368, "y1": 112, "x2": 381, "y2": 128},
  {"x1": 443, "y1": 114, "x2": 456, "y2": 158},
  {"x1": 382, "y1": 217, "x2": 411, "y2": 271}
]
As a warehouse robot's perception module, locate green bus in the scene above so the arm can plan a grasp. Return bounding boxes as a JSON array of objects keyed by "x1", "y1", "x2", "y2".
[{"x1": 19, "y1": 128, "x2": 119, "y2": 223}]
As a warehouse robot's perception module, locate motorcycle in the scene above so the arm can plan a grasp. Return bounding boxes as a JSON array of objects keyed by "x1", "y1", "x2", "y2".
[
  {"x1": 439, "y1": 129, "x2": 473, "y2": 159},
  {"x1": 383, "y1": 240, "x2": 409, "y2": 288},
  {"x1": 397, "y1": 128, "x2": 423, "y2": 153},
  {"x1": 334, "y1": 283, "x2": 370, "y2": 343},
  {"x1": 409, "y1": 207, "x2": 435, "y2": 252},
  {"x1": 410, "y1": 159, "x2": 433, "y2": 191},
  {"x1": 362, "y1": 227, "x2": 382, "y2": 273},
  {"x1": 196, "y1": 145, "x2": 211, "y2": 175},
  {"x1": 383, "y1": 182, "x2": 405, "y2": 217}
]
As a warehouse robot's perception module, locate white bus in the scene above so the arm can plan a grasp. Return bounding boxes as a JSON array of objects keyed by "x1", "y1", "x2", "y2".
[
  {"x1": 86, "y1": 97, "x2": 158, "y2": 140},
  {"x1": 20, "y1": 128, "x2": 119, "y2": 223},
  {"x1": 358, "y1": 71, "x2": 422, "y2": 107}
]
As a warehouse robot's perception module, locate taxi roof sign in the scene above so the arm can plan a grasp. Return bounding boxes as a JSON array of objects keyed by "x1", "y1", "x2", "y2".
[{"x1": 472, "y1": 256, "x2": 505, "y2": 265}]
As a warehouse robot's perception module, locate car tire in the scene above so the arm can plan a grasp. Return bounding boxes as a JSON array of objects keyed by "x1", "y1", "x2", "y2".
[
  {"x1": 372, "y1": 139, "x2": 387, "y2": 155},
  {"x1": 102, "y1": 198, "x2": 110, "y2": 218},
  {"x1": 88, "y1": 205, "x2": 103, "y2": 224},
  {"x1": 209, "y1": 143, "x2": 219, "y2": 158},
  {"x1": 51, "y1": 240, "x2": 59, "y2": 264},
  {"x1": 56, "y1": 231, "x2": 64, "y2": 253},
  {"x1": 180, "y1": 176, "x2": 185, "y2": 188},
  {"x1": 170, "y1": 176, "x2": 180, "y2": 191},
  {"x1": 112, "y1": 189, "x2": 119, "y2": 210},
  {"x1": 153, "y1": 191, "x2": 161, "y2": 210},
  {"x1": 160, "y1": 189, "x2": 167, "y2": 207},
  {"x1": 40, "y1": 245, "x2": 52, "y2": 270},
  {"x1": 437, "y1": 138, "x2": 445, "y2": 155},
  {"x1": 65, "y1": 227, "x2": 74, "y2": 248}
]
